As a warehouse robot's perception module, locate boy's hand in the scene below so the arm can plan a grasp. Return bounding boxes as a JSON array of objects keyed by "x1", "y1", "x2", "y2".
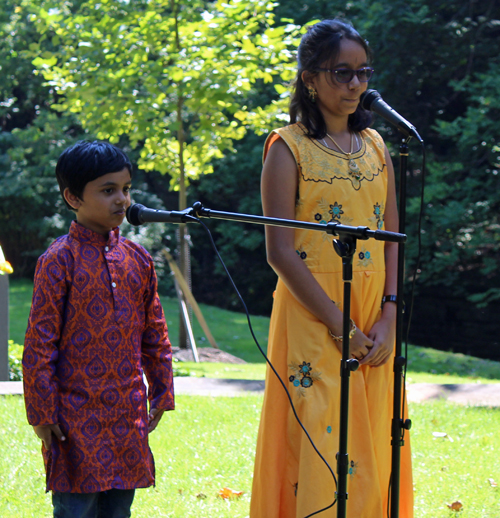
[
  {"x1": 33, "y1": 424, "x2": 66, "y2": 450},
  {"x1": 148, "y1": 408, "x2": 165, "y2": 433}
]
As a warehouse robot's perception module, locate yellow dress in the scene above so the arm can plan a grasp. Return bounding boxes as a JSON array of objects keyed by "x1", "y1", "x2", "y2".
[{"x1": 250, "y1": 123, "x2": 413, "y2": 518}]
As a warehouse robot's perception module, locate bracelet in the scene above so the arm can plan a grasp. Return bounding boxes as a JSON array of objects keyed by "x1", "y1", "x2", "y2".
[
  {"x1": 328, "y1": 318, "x2": 357, "y2": 342},
  {"x1": 381, "y1": 294, "x2": 397, "y2": 308}
]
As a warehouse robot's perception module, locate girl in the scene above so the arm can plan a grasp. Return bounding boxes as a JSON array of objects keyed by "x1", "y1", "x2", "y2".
[{"x1": 250, "y1": 19, "x2": 413, "y2": 518}]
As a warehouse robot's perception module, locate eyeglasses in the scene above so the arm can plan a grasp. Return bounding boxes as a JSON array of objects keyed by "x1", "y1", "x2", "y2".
[{"x1": 316, "y1": 67, "x2": 374, "y2": 84}]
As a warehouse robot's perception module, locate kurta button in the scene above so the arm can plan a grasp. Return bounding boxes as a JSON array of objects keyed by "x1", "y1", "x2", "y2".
[
  {"x1": 112, "y1": 282, "x2": 116, "y2": 288},
  {"x1": 105, "y1": 246, "x2": 109, "y2": 252}
]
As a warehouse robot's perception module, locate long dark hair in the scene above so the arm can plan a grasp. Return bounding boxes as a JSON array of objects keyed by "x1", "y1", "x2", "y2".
[{"x1": 289, "y1": 19, "x2": 373, "y2": 138}]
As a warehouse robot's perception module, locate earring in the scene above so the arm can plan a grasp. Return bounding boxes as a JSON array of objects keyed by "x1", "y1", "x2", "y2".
[{"x1": 307, "y1": 85, "x2": 317, "y2": 103}]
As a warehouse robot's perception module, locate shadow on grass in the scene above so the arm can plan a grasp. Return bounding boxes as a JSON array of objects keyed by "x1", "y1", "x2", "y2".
[
  {"x1": 10, "y1": 278, "x2": 500, "y2": 380},
  {"x1": 407, "y1": 344, "x2": 500, "y2": 381}
]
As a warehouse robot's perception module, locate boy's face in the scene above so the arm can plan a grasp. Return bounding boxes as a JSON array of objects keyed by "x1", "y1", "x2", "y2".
[{"x1": 64, "y1": 168, "x2": 132, "y2": 235}]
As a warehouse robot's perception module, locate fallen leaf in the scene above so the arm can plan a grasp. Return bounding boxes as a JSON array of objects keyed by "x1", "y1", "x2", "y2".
[
  {"x1": 446, "y1": 501, "x2": 463, "y2": 511},
  {"x1": 177, "y1": 489, "x2": 183, "y2": 495},
  {"x1": 432, "y1": 431, "x2": 454, "y2": 442},
  {"x1": 218, "y1": 487, "x2": 244, "y2": 500},
  {"x1": 488, "y1": 478, "x2": 498, "y2": 487},
  {"x1": 196, "y1": 492, "x2": 207, "y2": 499}
]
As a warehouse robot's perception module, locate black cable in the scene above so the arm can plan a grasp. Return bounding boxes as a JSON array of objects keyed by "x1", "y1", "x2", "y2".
[
  {"x1": 195, "y1": 217, "x2": 337, "y2": 517},
  {"x1": 401, "y1": 142, "x2": 426, "y2": 439}
]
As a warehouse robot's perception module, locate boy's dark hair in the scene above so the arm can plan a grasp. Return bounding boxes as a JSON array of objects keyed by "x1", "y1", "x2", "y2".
[
  {"x1": 289, "y1": 19, "x2": 374, "y2": 138},
  {"x1": 56, "y1": 140, "x2": 133, "y2": 211}
]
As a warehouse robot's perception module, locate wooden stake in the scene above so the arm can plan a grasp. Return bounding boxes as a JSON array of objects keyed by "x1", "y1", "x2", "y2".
[{"x1": 162, "y1": 249, "x2": 218, "y2": 350}]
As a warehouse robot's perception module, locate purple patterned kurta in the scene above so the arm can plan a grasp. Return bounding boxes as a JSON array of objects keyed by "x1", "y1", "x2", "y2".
[{"x1": 23, "y1": 221, "x2": 174, "y2": 493}]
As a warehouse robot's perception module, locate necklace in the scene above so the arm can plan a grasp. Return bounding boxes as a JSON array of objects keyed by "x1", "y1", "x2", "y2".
[{"x1": 325, "y1": 131, "x2": 361, "y2": 178}]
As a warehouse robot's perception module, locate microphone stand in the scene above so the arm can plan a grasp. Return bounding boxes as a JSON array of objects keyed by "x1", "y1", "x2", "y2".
[
  {"x1": 183, "y1": 202, "x2": 406, "y2": 518},
  {"x1": 331, "y1": 233, "x2": 360, "y2": 518},
  {"x1": 390, "y1": 137, "x2": 413, "y2": 517},
  {"x1": 360, "y1": 89, "x2": 422, "y2": 516}
]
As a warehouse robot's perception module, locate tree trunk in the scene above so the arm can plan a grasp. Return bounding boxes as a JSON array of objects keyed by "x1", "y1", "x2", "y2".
[
  {"x1": 171, "y1": 0, "x2": 192, "y2": 349},
  {"x1": 176, "y1": 89, "x2": 191, "y2": 349},
  {"x1": 0, "y1": 274, "x2": 9, "y2": 381}
]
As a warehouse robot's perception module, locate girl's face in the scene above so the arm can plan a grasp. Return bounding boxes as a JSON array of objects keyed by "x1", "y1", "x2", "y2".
[{"x1": 305, "y1": 38, "x2": 370, "y2": 122}]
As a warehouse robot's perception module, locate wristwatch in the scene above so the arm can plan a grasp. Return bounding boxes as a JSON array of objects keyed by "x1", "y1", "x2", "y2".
[{"x1": 381, "y1": 295, "x2": 397, "y2": 307}]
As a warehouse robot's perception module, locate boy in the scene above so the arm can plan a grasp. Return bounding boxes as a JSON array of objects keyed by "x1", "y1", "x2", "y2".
[{"x1": 22, "y1": 140, "x2": 174, "y2": 518}]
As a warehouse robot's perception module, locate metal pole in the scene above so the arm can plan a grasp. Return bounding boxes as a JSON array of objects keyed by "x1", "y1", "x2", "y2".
[
  {"x1": 334, "y1": 236, "x2": 359, "y2": 518},
  {"x1": 390, "y1": 139, "x2": 412, "y2": 517},
  {"x1": 0, "y1": 274, "x2": 9, "y2": 381}
]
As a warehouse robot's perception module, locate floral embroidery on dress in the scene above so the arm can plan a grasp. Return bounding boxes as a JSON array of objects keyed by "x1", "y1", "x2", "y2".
[
  {"x1": 287, "y1": 123, "x2": 386, "y2": 190},
  {"x1": 315, "y1": 197, "x2": 331, "y2": 224},
  {"x1": 369, "y1": 202, "x2": 385, "y2": 230},
  {"x1": 308, "y1": 140, "x2": 379, "y2": 190},
  {"x1": 315, "y1": 199, "x2": 353, "y2": 229},
  {"x1": 288, "y1": 361, "x2": 322, "y2": 398},
  {"x1": 349, "y1": 460, "x2": 358, "y2": 478},
  {"x1": 329, "y1": 202, "x2": 344, "y2": 222},
  {"x1": 295, "y1": 246, "x2": 307, "y2": 260},
  {"x1": 357, "y1": 246, "x2": 374, "y2": 268}
]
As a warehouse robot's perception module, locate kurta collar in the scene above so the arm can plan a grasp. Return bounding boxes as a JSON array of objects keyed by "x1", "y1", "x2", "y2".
[{"x1": 69, "y1": 221, "x2": 120, "y2": 248}]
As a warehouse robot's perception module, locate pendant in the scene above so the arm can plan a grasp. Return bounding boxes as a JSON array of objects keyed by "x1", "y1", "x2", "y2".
[{"x1": 348, "y1": 158, "x2": 361, "y2": 178}]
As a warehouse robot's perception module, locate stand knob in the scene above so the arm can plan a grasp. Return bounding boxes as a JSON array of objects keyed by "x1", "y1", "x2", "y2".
[
  {"x1": 403, "y1": 419, "x2": 412, "y2": 430},
  {"x1": 395, "y1": 356, "x2": 406, "y2": 368},
  {"x1": 347, "y1": 358, "x2": 359, "y2": 372}
]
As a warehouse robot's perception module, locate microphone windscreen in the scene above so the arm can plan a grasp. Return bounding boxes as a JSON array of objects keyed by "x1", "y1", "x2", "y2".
[
  {"x1": 126, "y1": 204, "x2": 144, "y2": 226},
  {"x1": 359, "y1": 89, "x2": 381, "y2": 111}
]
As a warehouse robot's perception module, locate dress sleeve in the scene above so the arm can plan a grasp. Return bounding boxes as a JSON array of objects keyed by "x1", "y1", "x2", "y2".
[
  {"x1": 141, "y1": 260, "x2": 174, "y2": 412},
  {"x1": 263, "y1": 131, "x2": 282, "y2": 162},
  {"x1": 22, "y1": 250, "x2": 67, "y2": 426}
]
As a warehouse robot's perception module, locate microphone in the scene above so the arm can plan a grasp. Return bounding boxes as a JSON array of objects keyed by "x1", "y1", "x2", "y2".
[
  {"x1": 126, "y1": 204, "x2": 198, "y2": 226},
  {"x1": 360, "y1": 89, "x2": 423, "y2": 143}
]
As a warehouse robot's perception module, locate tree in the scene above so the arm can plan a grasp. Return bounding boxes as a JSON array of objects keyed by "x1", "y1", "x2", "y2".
[
  {"x1": 31, "y1": 0, "x2": 297, "y2": 177},
  {"x1": 0, "y1": 0, "x2": 84, "y2": 275},
  {"x1": 29, "y1": 0, "x2": 298, "y2": 190},
  {"x1": 189, "y1": 0, "x2": 500, "y2": 317},
  {"x1": 354, "y1": 0, "x2": 500, "y2": 306},
  {"x1": 275, "y1": 0, "x2": 500, "y2": 304},
  {"x1": 3, "y1": 0, "x2": 499, "y2": 337},
  {"x1": 424, "y1": 59, "x2": 500, "y2": 305},
  {"x1": 189, "y1": 130, "x2": 276, "y2": 315},
  {"x1": 28, "y1": 0, "x2": 299, "y2": 343}
]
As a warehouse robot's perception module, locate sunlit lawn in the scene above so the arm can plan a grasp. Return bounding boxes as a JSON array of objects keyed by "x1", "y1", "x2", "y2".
[
  {"x1": 8, "y1": 278, "x2": 270, "y2": 364},
  {"x1": 8, "y1": 279, "x2": 500, "y2": 385},
  {"x1": 4, "y1": 278, "x2": 500, "y2": 516},
  {"x1": 1, "y1": 395, "x2": 500, "y2": 517}
]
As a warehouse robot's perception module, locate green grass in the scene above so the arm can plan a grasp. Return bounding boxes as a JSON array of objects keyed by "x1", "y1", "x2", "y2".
[
  {"x1": 7, "y1": 278, "x2": 500, "y2": 383},
  {"x1": 405, "y1": 344, "x2": 500, "y2": 384},
  {"x1": 7, "y1": 278, "x2": 32, "y2": 347},
  {"x1": 179, "y1": 346, "x2": 500, "y2": 384},
  {"x1": 5, "y1": 280, "x2": 500, "y2": 517},
  {"x1": 1, "y1": 395, "x2": 500, "y2": 517},
  {"x1": 8, "y1": 278, "x2": 269, "y2": 363},
  {"x1": 0, "y1": 394, "x2": 262, "y2": 518},
  {"x1": 411, "y1": 400, "x2": 500, "y2": 517},
  {"x1": 163, "y1": 300, "x2": 270, "y2": 364},
  {"x1": 175, "y1": 361, "x2": 267, "y2": 380}
]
